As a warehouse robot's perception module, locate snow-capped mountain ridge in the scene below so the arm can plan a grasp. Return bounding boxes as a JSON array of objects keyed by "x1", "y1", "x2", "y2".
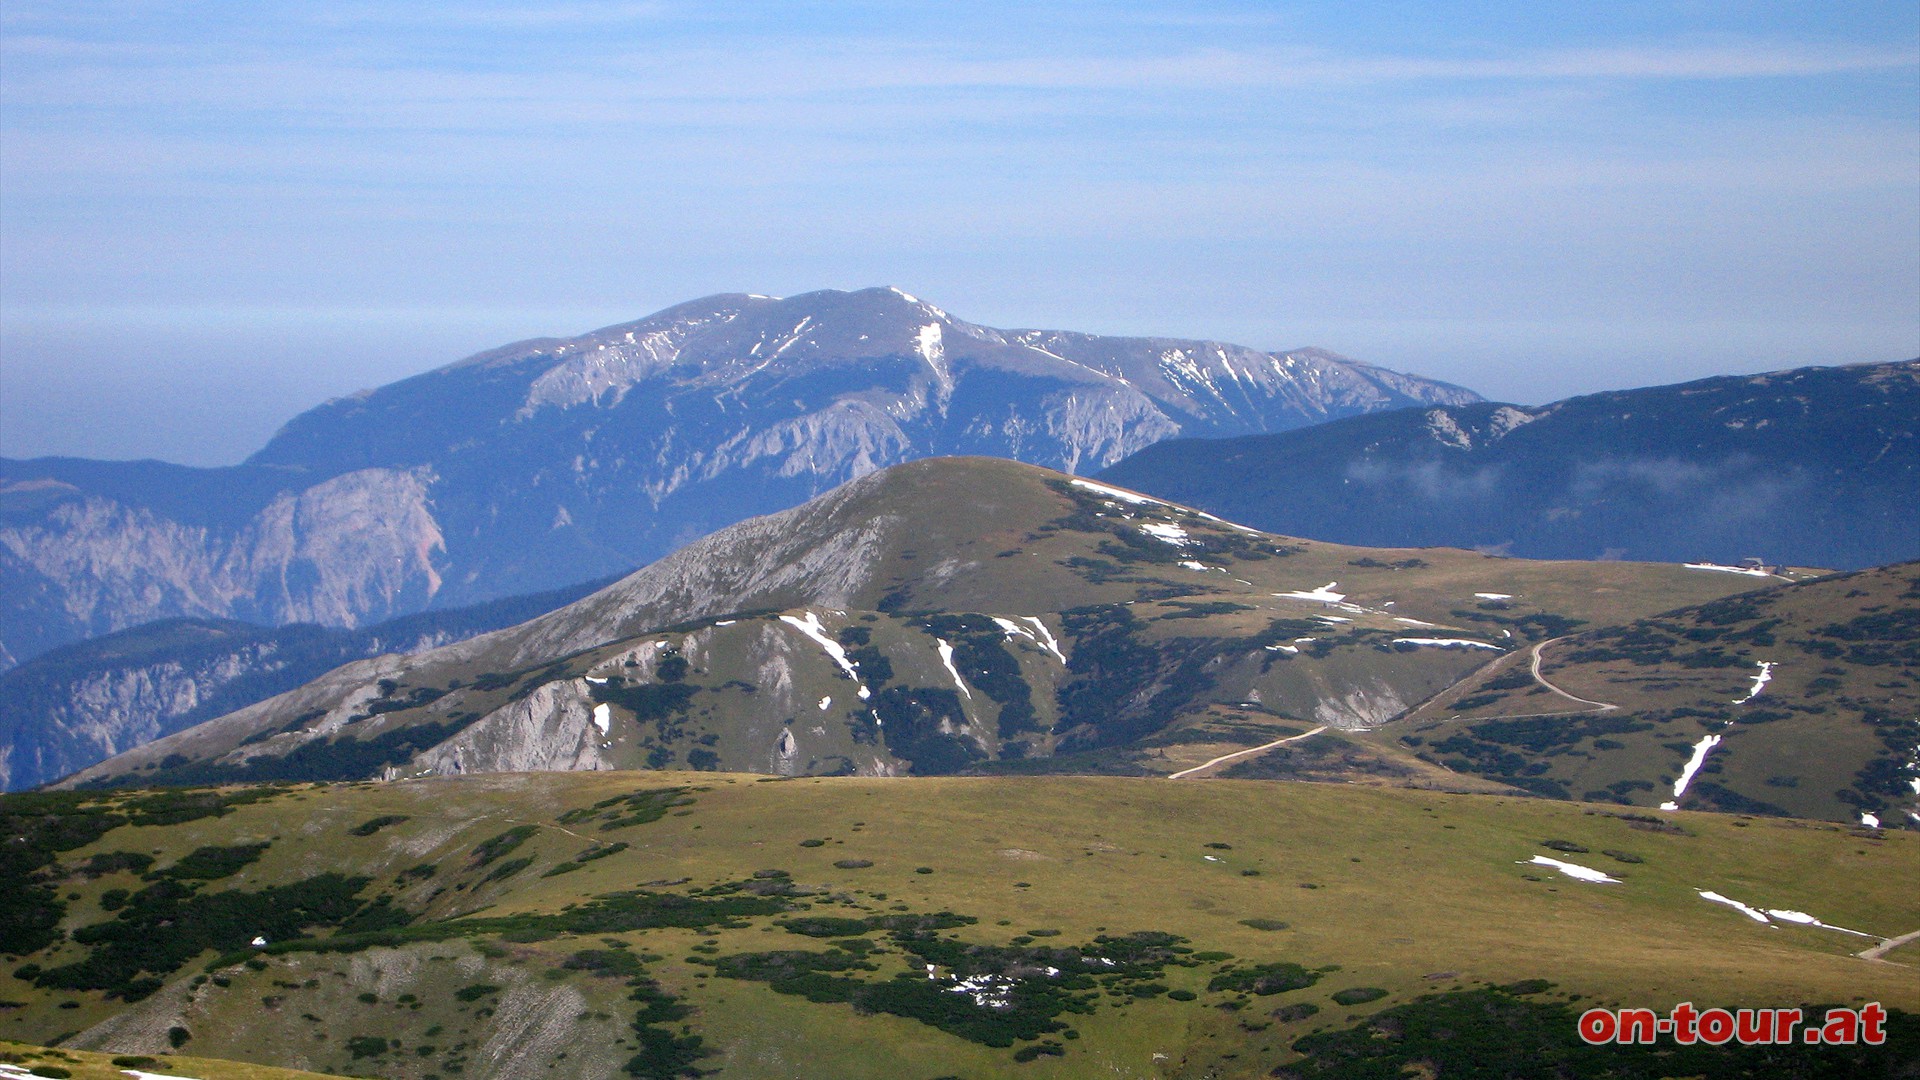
[{"x1": 3, "y1": 287, "x2": 1477, "y2": 668}]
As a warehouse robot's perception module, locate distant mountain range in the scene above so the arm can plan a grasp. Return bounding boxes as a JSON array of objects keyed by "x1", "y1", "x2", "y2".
[
  {"x1": 0, "y1": 287, "x2": 1475, "y2": 669},
  {"x1": 82, "y1": 456, "x2": 1884, "y2": 823},
  {"x1": 0, "y1": 575, "x2": 613, "y2": 791},
  {"x1": 1100, "y1": 359, "x2": 1920, "y2": 570}
]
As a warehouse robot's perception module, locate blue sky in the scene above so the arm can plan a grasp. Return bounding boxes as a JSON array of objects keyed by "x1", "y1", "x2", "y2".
[{"x1": 2, "y1": 2, "x2": 1915, "y2": 464}]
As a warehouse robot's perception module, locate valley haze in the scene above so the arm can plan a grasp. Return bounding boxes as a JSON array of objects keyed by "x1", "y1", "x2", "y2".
[
  {"x1": 0, "y1": 286, "x2": 1475, "y2": 670},
  {"x1": 1, "y1": 4, "x2": 1915, "y2": 1075}
]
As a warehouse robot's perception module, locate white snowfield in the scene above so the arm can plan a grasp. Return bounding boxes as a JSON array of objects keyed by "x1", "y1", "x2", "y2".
[
  {"x1": 1683, "y1": 562, "x2": 1774, "y2": 578},
  {"x1": 1194, "y1": 509, "x2": 1264, "y2": 534},
  {"x1": 1659, "y1": 734, "x2": 1722, "y2": 811},
  {"x1": 1521, "y1": 855, "x2": 1619, "y2": 883},
  {"x1": 1392, "y1": 638, "x2": 1501, "y2": 650},
  {"x1": 1696, "y1": 891, "x2": 1875, "y2": 936},
  {"x1": 1138, "y1": 521, "x2": 1191, "y2": 546},
  {"x1": 779, "y1": 611, "x2": 871, "y2": 699},
  {"x1": 992, "y1": 616, "x2": 1067, "y2": 662},
  {"x1": 935, "y1": 639, "x2": 971, "y2": 698},
  {"x1": 1277, "y1": 582, "x2": 1346, "y2": 603},
  {"x1": 1732, "y1": 660, "x2": 1775, "y2": 705},
  {"x1": 1474, "y1": 592, "x2": 1513, "y2": 600},
  {"x1": 1699, "y1": 890, "x2": 1770, "y2": 922},
  {"x1": 1069, "y1": 477, "x2": 1168, "y2": 507},
  {"x1": 592, "y1": 703, "x2": 611, "y2": 735}
]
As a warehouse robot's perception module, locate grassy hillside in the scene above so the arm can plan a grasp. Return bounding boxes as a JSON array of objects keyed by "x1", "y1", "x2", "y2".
[
  {"x1": 0, "y1": 1040, "x2": 347, "y2": 1079},
  {"x1": 1390, "y1": 562, "x2": 1920, "y2": 824},
  {"x1": 2, "y1": 774, "x2": 1914, "y2": 1078},
  {"x1": 62, "y1": 459, "x2": 1786, "y2": 794}
]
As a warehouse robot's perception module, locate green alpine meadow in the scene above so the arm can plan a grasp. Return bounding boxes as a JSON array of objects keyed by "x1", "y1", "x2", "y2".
[{"x1": 3, "y1": 457, "x2": 1914, "y2": 1077}]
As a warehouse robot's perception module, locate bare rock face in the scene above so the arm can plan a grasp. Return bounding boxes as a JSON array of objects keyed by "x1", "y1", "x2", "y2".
[
  {"x1": 415, "y1": 680, "x2": 608, "y2": 776},
  {"x1": 0, "y1": 467, "x2": 443, "y2": 667},
  {"x1": 2, "y1": 287, "x2": 1477, "y2": 669},
  {"x1": 0, "y1": 649, "x2": 269, "y2": 791},
  {"x1": 233, "y1": 467, "x2": 446, "y2": 626},
  {"x1": 0, "y1": 575, "x2": 607, "y2": 790}
]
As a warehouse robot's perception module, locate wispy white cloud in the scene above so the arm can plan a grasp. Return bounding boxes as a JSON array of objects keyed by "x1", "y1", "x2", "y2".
[{"x1": 1, "y1": 2, "x2": 1914, "y2": 464}]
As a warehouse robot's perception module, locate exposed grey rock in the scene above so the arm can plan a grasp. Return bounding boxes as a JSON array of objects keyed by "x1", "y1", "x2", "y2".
[
  {"x1": 0, "y1": 576, "x2": 608, "y2": 790},
  {"x1": 415, "y1": 679, "x2": 607, "y2": 776},
  {"x1": 2, "y1": 287, "x2": 1475, "y2": 670},
  {"x1": 0, "y1": 466, "x2": 442, "y2": 667}
]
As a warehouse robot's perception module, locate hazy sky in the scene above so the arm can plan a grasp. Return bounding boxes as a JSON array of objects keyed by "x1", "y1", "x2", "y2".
[{"x1": 3, "y1": 2, "x2": 1916, "y2": 465}]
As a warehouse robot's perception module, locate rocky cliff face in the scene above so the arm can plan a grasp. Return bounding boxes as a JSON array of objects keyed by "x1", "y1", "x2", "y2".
[
  {"x1": 2, "y1": 287, "x2": 1477, "y2": 668},
  {"x1": 0, "y1": 467, "x2": 443, "y2": 669},
  {"x1": 0, "y1": 625, "x2": 287, "y2": 791},
  {"x1": 0, "y1": 576, "x2": 609, "y2": 790}
]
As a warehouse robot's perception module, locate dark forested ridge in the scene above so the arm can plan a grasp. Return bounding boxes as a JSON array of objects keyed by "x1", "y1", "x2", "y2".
[{"x1": 1101, "y1": 359, "x2": 1920, "y2": 570}]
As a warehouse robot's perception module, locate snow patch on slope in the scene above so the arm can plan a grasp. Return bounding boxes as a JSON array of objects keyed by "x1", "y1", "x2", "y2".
[
  {"x1": 1660, "y1": 734, "x2": 1722, "y2": 810},
  {"x1": 1069, "y1": 478, "x2": 1169, "y2": 506},
  {"x1": 779, "y1": 611, "x2": 871, "y2": 700},
  {"x1": 1277, "y1": 582, "x2": 1345, "y2": 603},
  {"x1": 1684, "y1": 562, "x2": 1774, "y2": 578},
  {"x1": 1521, "y1": 855, "x2": 1619, "y2": 883},
  {"x1": 1138, "y1": 521, "x2": 1190, "y2": 546},
  {"x1": 935, "y1": 639, "x2": 971, "y2": 699},
  {"x1": 1732, "y1": 660, "x2": 1775, "y2": 704}
]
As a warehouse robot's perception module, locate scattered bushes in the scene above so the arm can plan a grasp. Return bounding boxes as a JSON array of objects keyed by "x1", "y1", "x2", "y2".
[
  {"x1": 348, "y1": 815, "x2": 410, "y2": 837},
  {"x1": 156, "y1": 842, "x2": 269, "y2": 881},
  {"x1": 556, "y1": 788, "x2": 696, "y2": 831},
  {"x1": 29, "y1": 872, "x2": 372, "y2": 1000},
  {"x1": 1208, "y1": 962, "x2": 1319, "y2": 996},
  {"x1": 470, "y1": 826, "x2": 538, "y2": 868}
]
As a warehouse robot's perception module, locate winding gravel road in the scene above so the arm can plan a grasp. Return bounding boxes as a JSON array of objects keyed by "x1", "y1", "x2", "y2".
[{"x1": 1168, "y1": 726, "x2": 1329, "y2": 780}]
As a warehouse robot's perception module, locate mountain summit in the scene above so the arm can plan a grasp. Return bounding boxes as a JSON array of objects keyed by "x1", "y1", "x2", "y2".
[
  {"x1": 252, "y1": 286, "x2": 1475, "y2": 476},
  {"x1": 63, "y1": 455, "x2": 1781, "y2": 793},
  {"x1": 0, "y1": 288, "x2": 1475, "y2": 667}
]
